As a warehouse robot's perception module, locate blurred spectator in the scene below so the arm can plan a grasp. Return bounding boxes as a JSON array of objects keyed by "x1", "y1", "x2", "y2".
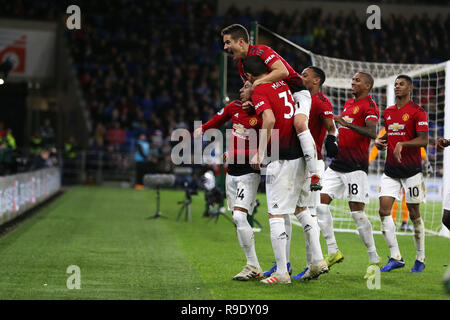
[
  {"x1": 40, "y1": 118, "x2": 56, "y2": 148},
  {"x1": 30, "y1": 130, "x2": 43, "y2": 157},
  {"x1": 0, "y1": 128, "x2": 16, "y2": 175},
  {"x1": 105, "y1": 122, "x2": 126, "y2": 151},
  {"x1": 134, "y1": 133, "x2": 151, "y2": 189},
  {"x1": 30, "y1": 149, "x2": 54, "y2": 171}
]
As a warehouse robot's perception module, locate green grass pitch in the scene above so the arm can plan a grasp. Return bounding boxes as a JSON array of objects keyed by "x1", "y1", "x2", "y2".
[{"x1": 0, "y1": 186, "x2": 448, "y2": 300}]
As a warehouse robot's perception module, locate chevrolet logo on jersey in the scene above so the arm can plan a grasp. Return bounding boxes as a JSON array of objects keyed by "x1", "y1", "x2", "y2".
[
  {"x1": 232, "y1": 123, "x2": 249, "y2": 140},
  {"x1": 342, "y1": 116, "x2": 354, "y2": 124},
  {"x1": 388, "y1": 122, "x2": 405, "y2": 132},
  {"x1": 233, "y1": 123, "x2": 245, "y2": 133}
]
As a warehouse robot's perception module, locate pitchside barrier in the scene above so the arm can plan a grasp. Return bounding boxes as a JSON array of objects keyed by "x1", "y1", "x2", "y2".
[{"x1": 0, "y1": 168, "x2": 61, "y2": 226}]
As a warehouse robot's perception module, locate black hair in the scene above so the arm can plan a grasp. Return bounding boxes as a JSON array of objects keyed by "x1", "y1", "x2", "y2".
[
  {"x1": 242, "y1": 56, "x2": 267, "y2": 77},
  {"x1": 396, "y1": 74, "x2": 413, "y2": 85},
  {"x1": 308, "y1": 66, "x2": 326, "y2": 86}
]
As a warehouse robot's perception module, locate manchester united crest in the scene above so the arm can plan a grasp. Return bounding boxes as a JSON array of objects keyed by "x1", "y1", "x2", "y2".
[
  {"x1": 249, "y1": 118, "x2": 258, "y2": 126},
  {"x1": 402, "y1": 113, "x2": 410, "y2": 121},
  {"x1": 353, "y1": 106, "x2": 360, "y2": 114}
]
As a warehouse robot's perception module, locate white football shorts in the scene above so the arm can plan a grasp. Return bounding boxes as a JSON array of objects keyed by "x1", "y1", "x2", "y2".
[
  {"x1": 293, "y1": 90, "x2": 312, "y2": 118},
  {"x1": 379, "y1": 172, "x2": 426, "y2": 204},
  {"x1": 225, "y1": 172, "x2": 260, "y2": 215},
  {"x1": 265, "y1": 158, "x2": 307, "y2": 215},
  {"x1": 321, "y1": 167, "x2": 369, "y2": 204}
]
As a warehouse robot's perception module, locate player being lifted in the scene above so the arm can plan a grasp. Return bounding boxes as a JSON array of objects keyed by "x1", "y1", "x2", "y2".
[
  {"x1": 221, "y1": 23, "x2": 321, "y2": 277},
  {"x1": 194, "y1": 81, "x2": 263, "y2": 281},
  {"x1": 318, "y1": 72, "x2": 382, "y2": 279},
  {"x1": 291, "y1": 66, "x2": 338, "y2": 280},
  {"x1": 243, "y1": 56, "x2": 327, "y2": 284},
  {"x1": 221, "y1": 24, "x2": 320, "y2": 190},
  {"x1": 375, "y1": 75, "x2": 428, "y2": 273}
]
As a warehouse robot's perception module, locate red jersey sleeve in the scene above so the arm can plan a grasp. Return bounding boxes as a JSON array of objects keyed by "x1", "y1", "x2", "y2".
[
  {"x1": 251, "y1": 87, "x2": 272, "y2": 117},
  {"x1": 318, "y1": 97, "x2": 334, "y2": 120},
  {"x1": 415, "y1": 110, "x2": 429, "y2": 132},
  {"x1": 257, "y1": 45, "x2": 279, "y2": 68},
  {"x1": 364, "y1": 98, "x2": 379, "y2": 123},
  {"x1": 201, "y1": 102, "x2": 234, "y2": 131}
]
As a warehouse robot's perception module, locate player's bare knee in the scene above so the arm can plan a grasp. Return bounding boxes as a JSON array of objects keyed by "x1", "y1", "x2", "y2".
[
  {"x1": 295, "y1": 206, "x2": 307, "y2": 215},
  {"x1": 406, "y1": 203, "x2": 420, "y2": 220},
  {"x1": 294, "y1": 114, "x2": 308, "y2": 134},
  {"x1": 320, "y1": 193, "x2": 332, "y2": 205}
]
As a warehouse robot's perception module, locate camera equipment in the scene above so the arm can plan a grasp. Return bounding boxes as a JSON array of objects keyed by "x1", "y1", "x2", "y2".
[
  {"x1": 176, "y1": 181, "x2": 198, "y2": 222},
  {"x1": 201, "y1": 170, "x2": 232, "y2": 224},
  {"x1": 143, "y1": 174, "x2": 176, "y2": 219}
]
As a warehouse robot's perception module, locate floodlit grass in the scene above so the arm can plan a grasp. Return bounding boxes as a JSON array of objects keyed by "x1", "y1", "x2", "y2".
[{"x1": 0, "y1": 186, "x2": 448, "y2": 300}]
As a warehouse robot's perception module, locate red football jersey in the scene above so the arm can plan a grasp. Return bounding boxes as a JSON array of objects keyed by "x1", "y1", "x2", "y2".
[
  {"x1": 309, "y1": 92, "x2": 334, "y2": 160},
  {"x1": 330, "y1": 95, "x2": 379, "y2": 173},
  {"x1": 251, "y1": 80, "x2": 302, "y2": 160},
  {"x1": 238, "y1": 44, "x2": 301, "y2": 86},
  {"x1": 383, "y1": 100, "x2": 429, "y2": 178},
  {"x1": 201, "y1": 100, "x2": 262, "y2": 175}
]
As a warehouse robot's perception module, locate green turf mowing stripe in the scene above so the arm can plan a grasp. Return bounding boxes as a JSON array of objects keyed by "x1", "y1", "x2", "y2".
[{"x1": 0, "y1": 186, "x2": 211, "y2": 299}]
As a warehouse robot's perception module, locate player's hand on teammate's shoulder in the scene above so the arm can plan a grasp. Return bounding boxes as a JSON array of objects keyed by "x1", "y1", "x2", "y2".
[{"x1": 375, "y1": 137, "x2": 388, "y2": 151}]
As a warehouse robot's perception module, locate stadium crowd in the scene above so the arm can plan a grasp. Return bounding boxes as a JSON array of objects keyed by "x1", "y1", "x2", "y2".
[{"x1": 0, "y1": 0, "x2": 449, "y2": 180}]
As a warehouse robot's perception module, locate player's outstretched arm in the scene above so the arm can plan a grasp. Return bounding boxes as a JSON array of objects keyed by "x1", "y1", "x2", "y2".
[{"x1": 334, "y1": 115, "x2": 377, "y2": 139}]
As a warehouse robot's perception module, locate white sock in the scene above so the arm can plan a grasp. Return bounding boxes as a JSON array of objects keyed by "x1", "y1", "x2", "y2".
[
  {"x1": 317, "y1": 203, "x2": 339, "y2": 254},
  {"x1": 269, "y1": 217, "x2": 288, "y2": 274},
  {"x1": 305, "y1": 211, "x2": 319, "y2": 266},
  {"x1": 297, "y1": 130, "x2": 317, "y2": 175},
  {"x1": 380, "y1": 215, "x2": 402, "y2": 260},
  {"x1": 351, "y1": 211, "x2": 380, "y2": 263},
  {"x1": 411, "y1": 217, "x2": 425, "y2": 262},
  {"x1": 283, "y1": 214, "x2": 292, "y2": 264},
  {"x1": 295, "y1": 208, "x2": 324, "y2": 264},
  {"x1": 233, "y1": 211, "x2": 260, "y2": 268}
]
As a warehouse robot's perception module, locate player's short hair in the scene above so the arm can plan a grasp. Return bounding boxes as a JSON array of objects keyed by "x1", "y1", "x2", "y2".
[
  {"x1": 358, "y1": 72, "x2": 374, "y2": 90},
  {"x1": 308, "y1": 66, "x2": 326, "y2": 86},
  {"x1": 220, "y1": 24, "x2": 249, "y2": 43},
  {"x1": 396, "y1": 74, "x2": 413, "y2": 85},
  {"x1": 242, "y1": 56, "x2": 267, "y2": 77}
]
